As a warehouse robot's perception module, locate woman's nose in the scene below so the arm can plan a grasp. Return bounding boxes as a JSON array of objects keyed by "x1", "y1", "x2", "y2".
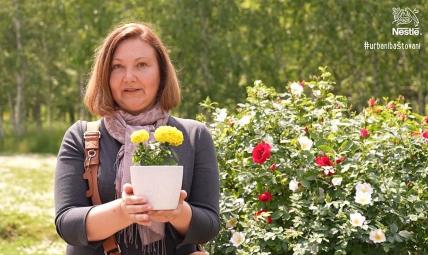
[{"x1": 123, "y1": 68, "x2": 137, "y2": 82}]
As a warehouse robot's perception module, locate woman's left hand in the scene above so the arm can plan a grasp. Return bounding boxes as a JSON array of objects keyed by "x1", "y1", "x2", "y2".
[{"x1": 147, "y1": 190, "x2": 188, "y2": 223}]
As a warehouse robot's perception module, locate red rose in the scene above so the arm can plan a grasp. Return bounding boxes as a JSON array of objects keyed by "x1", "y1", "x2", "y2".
[
  {"x1": 315, "y1": 156, "x2": 333, "y2": 167},
  {"x1": 252, "y1": 142, "x2": 271, "y2": 164},
  {"x1": 255, "y1": 209, "x2": 272, "y2": 224},
  {"x1": 335, "y1": 156, "x2": 346, "y2": 164},
  {"x1": 422, "y1": 131, "x2": 428, "y2": 139},
  {"x1": 424, "y1": 116, "x2": 428, "y2": 124},
  {"x1": 368, "y1": 97, "x2": 376, "y2": 107},
  {"x1": 360, "y1": 128, "x2": 369, "y2": 138},
  {"x1": 258, "y1": 191, "x2": 272, "y2": 202},
  {"x1": 269, "y1": 163, "x2": 278, "y2": 171}
]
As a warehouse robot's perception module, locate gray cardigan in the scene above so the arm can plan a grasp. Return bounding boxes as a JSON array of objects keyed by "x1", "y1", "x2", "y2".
[{"x1": 54, "y1": 116, "x2": 220, "y2": 255}]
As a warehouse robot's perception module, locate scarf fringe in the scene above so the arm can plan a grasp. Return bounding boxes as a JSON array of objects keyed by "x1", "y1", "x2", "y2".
[{"x1": 119, "y1": 224, "x2": 166, "y2": 255}]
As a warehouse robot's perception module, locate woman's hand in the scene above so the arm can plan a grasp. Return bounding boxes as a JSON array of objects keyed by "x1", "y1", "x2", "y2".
[
  {"x1": 120, "y1": 183, "x2": 152, "y2": 226},
  {"x1": 147, "y1": 190, "x2": 188, "y2": 223}
]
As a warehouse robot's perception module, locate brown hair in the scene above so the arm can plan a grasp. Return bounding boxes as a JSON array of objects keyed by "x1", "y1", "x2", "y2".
[{"x1": 84, "y1": 23, "x2": 181, "y2": 116}]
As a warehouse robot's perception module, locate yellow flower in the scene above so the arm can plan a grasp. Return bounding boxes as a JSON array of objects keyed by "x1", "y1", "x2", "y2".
[
  {"x1": 130, "y1": 129, "x2": 150, "y2": 144},
  {"x1": 154, "y1": 126, "x2": 184, "y2": 146}
]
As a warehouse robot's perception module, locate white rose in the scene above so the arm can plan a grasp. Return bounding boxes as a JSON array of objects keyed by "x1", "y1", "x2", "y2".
[
  {"x1": 290, "y1": 82, "x2": 303, "y2": 96},
  {"x1": 297, "y1": 136, "x2": 313, "y2": 151},
  {"x1": 349, "y1": 212, "x2": 366, "y2": 227},
  {"x1": 214, "y1": 108, "x2": 228, "y2": 122},
  {"x1": 331, "y1": 177, "x2": 343, "y2": 186},
  {"x1": 355, "y1": 192, "x2": 372, "y2": 205},
  {"x1": 238, "y1": 115, "x2": 251, "y2": 126},
  {"x1": 230, "y1": 232, "x2": 246, "y2": 247},
  {"x1": 369, "y1": 229, "x2": 386, "y2": 243},
  {"x1": 289, "y1": 179, "x2": 299, "y2": 192},
  {"x1": 355, "y1": 183, "x2": 373, "y2": 195}
]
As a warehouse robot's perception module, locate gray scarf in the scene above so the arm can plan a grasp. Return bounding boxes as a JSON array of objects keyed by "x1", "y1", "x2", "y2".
[{"x1": 104, "y1": 104, "x2": 169, "y2": 253}]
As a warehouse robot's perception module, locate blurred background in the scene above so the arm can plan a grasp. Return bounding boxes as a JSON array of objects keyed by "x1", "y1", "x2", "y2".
[
  {"x1": 0, "y1": 0, "x2": 426, "y2": 153},
  {"x1": 0, "y1": 1, "x2": 426, "y2": 254}
]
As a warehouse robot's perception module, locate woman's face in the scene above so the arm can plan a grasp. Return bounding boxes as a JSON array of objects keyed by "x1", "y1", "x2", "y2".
[{"x1": 110, "y1": 38, "x2": 160, "y2": 114}]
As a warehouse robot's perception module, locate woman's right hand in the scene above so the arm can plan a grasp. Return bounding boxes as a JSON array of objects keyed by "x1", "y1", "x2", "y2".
[{"x1": 120, "y1": 183, "x2": 152, "y2": 226}]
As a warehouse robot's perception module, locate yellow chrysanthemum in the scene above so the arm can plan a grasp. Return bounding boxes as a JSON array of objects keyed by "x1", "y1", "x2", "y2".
[
  {"x1": 130, "y1": 129, "x2": 150, "y2": 144},
  {"x1": 154, "y1": 126, "x2": 184, "y2": 146}
]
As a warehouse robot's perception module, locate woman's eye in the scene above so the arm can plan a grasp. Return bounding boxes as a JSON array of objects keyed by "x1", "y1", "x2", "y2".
[
  {"x1": 137, "y1": 62, "x2": 147, "y2": 68},
  {"x1": 111, "y1": 64, "x2": 122, "y2": 70}
]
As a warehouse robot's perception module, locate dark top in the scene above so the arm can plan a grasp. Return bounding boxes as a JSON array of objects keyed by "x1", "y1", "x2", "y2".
[{"x1": 54, "y1": 116, "x2": 220, "y2": 255}]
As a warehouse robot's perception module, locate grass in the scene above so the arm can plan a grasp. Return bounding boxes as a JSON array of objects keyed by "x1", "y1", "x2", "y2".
[{"x1": 0, "y1": 154, "x2": 66, "y2": 255}]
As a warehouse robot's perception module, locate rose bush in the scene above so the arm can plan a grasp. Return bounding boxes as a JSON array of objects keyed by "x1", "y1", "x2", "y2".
[{"x1": 201, "y1": 68, "x2": 428, "y2": 254}]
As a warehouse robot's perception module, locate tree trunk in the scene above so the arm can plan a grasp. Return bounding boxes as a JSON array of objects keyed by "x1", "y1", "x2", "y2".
[
  {"x1": 8, "y1": 92, "x2": 14, "y2": 127},
  {"x1": 33, "y1": 102, "x2": 42, "y2": 129},
  {"x1": 0, "y1": 103, "x2": 4, "y2": 139},
  {"x1": 12, "y1": 0, "x2": 25, "y2": 136},
  {"x1": 47, "y1": 99, "x2": 52, "y2": 128},
  {"x1": 78, "y1": 72, "x2": 87, "y2": 120},
  {"x1": 68, "y1": 105, "x2": 75, "y2": 124}
]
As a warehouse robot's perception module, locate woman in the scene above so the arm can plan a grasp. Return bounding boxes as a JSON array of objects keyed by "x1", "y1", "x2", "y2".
[{"x1": 55, "y1": 23, "x2": 220, "y2": 255}]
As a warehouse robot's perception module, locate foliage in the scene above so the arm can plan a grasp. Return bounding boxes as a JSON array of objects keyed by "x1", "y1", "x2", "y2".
[
  {"x1": 203, "y1": 68, "x2": 428, "y2": 254},
  {"x1": 0, "y1": 122, "x2": 67, "y2": 154},
  {"x1": 0, "y1": 1, "x2": 427, "y2": 146}
]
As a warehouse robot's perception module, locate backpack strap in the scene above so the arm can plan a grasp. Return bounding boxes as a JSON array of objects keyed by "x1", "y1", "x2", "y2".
[{"x1": 83, "y1": 120, "x2": 121, "y2": 255}]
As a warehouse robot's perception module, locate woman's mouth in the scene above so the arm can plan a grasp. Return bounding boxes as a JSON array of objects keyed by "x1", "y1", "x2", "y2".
[{"x1": 124, "y1": 88, "x2": 142, "y2": 93}]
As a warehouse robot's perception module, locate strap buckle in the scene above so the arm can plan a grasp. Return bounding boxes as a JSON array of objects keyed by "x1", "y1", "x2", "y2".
[
  {"x1": 104, "y1": 244, "x2": 121, "y2": 255},
  {"x1": 84, "y1": 131, "x2": 101, "y2": 139}
]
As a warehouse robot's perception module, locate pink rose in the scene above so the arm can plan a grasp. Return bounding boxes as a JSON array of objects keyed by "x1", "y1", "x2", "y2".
[
  {"x1": 360, "y1": 128, "x2": 369, "y2": 138},
  {"x1": 368, "y1": 97, "x2": 376, "y2": 107}
]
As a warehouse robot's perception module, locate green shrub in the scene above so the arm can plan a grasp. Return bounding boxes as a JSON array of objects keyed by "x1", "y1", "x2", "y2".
[
  {"x1": 0, "y1": 124, "x2": 67, "y2": 154},
  {"x1": 203, "y1": 68, "x2": 428, "y2": 254}
]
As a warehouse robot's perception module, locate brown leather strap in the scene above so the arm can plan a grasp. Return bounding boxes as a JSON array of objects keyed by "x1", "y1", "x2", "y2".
[{"x1": 83, "y1": 120, "x2": 121, "y2": 255}]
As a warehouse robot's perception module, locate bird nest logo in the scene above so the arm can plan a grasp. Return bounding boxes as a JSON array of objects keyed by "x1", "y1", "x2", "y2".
[{"x1": 392, "y1": 7, "x2": 421, "y2": 36}]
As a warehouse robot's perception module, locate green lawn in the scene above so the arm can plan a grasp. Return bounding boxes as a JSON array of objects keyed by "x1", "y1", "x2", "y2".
[{"x1": 0, "y1": 154, "x2": 66, "y2": 255}]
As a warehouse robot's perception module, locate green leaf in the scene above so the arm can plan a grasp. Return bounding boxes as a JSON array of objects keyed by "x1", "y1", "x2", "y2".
[
  {"x1": 398, "y1": 230, "x2": 413, "y2": 239},
  {"x1": 318, "y1": 145, "x2": 334, "y2": 153},
  {"x1": 389, "y1": 223, "x2": 398, "y2": 233}
]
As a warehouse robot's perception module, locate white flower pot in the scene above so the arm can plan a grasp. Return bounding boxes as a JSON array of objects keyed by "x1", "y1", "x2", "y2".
[{"x1": 130, "y1": 165, "x2": 183, "y2": 210}]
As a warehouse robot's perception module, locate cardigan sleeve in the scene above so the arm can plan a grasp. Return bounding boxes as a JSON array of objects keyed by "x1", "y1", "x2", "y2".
[
  {"x1": 167, "y1": 123, "x2": 220, "y2": 247},
  {"x1": 54, "y1": 121, "x2": 102, "y2": 248}
]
